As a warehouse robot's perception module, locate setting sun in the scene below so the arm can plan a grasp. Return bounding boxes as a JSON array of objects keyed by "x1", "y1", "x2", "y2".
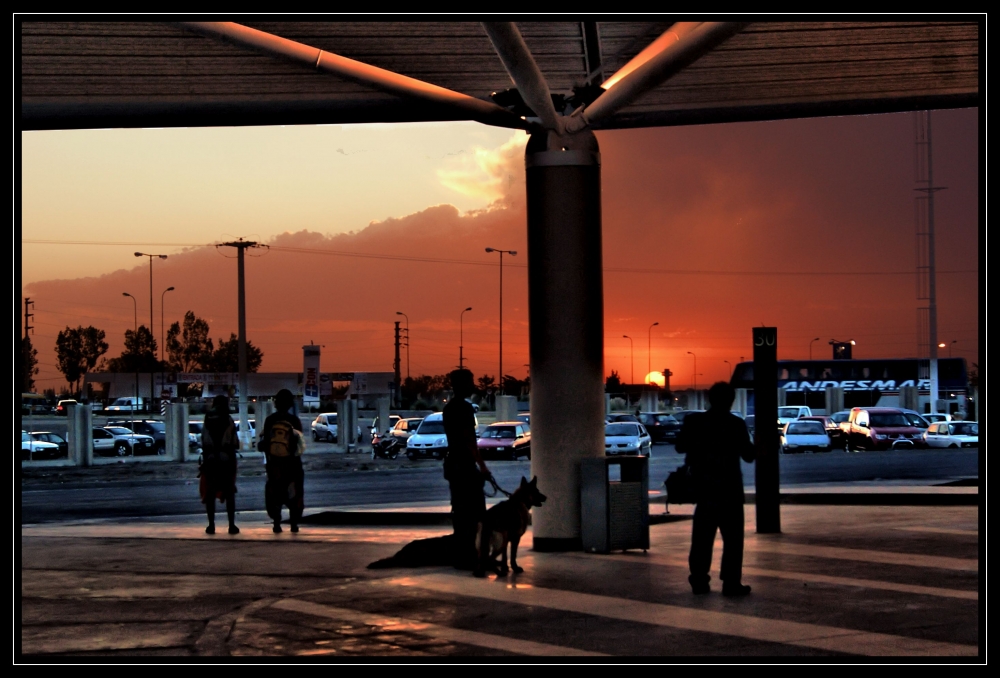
[{"x1": 644, "y1": 371, "x2": 666, "y2": 388}]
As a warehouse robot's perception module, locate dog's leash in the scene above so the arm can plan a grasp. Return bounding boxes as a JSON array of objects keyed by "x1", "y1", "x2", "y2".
[{"x1": 484, "y1": 474, "x2": 511, "y2": 498}]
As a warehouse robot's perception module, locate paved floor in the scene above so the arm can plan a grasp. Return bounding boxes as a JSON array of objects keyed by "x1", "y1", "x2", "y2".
[{"x1": 20, "y1": 494, "x2": 982, "y2": 660}]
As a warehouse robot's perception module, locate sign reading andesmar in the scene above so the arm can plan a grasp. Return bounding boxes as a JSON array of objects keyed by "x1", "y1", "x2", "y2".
[{"x1": 782, "y1": 379, "x2": 933, "y2": 392}]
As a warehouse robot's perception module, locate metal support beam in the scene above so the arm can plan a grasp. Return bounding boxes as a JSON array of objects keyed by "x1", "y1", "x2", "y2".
[
  {"x1": 566, "y1": 22, "x2": 746, "y2": 132},
  {"x1": 177, "y1": 22, "x2": 527, "y2": 130},
  {"x1": 482, "y1": 22, "x2": 563, "y2": 132},
  {"x1": 526, "y1": 128, "x2": 604, "y2": 551}
]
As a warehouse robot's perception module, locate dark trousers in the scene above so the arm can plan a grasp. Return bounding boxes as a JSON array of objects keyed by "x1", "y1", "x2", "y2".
[
  {"x1": 448, "y1": 476, "x2": 485, "y2": 568},
  {"x1": 688, "y1": 500, "x2": 745, "y2": 587}
]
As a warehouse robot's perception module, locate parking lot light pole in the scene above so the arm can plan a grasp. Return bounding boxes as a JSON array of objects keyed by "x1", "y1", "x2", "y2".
[
  {"x1": 161, "y1": 286, "x2": 174, "y2": 406},
  {"x1": 485, "y1": 247, "x2": 516, "y2": 393},
  {"x1": 460, "y1": 307, "x2": 472, "y2": 369},
  {"x1": 123, "y1": 292, "x2": 137, "y2": 430},
  {"x1": 809, "y1": 337, "x2": 820, "y2": 360},
  {"x1": 724, "y1": 360, "x2": 731, "y2": 379},
  {"x1": 648, "y1": 322, "x2": 659, "y2": 383},
  {"x1": 623, "y1": 335, "x2": 633, "y2": 385},
  {"x1": 687, "y1": 351, "x2": 697, "y2": 392},
  {"x1": 135, "y1": 252, "x2": 168, "y2": 410}
]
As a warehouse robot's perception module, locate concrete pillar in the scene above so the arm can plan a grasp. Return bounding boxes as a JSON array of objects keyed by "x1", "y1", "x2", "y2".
[
  {"x1": 525, "y1": 128, "x2": 604, "y2": 552},
  {"x1": 337, "y1": 399, "x2": 358, "y2": 449},
  {"x1": 496, "y1": 395, "x2": 518, "y2": 422},
  {"x1": 376, "y1": 396, "x2": 391, "y2": 436},
  {"x1": 165, "y1": 403, "x2": 189, "y2": 461},
  {"x1": 777, "y1": 387, "x2": 787, "y2": 407},
  {"x1": 640, "y1": 390, "x2": 657, "y2": 413},
  {"x1": 898, "y1": 386, "x2": 919, "y2": 412},
  {"x1": 825, "y1": 386, "x2": 845, "y2": 415},
  {"x1": 66, "y1": 402, "x2": 93, "y2": 467}
]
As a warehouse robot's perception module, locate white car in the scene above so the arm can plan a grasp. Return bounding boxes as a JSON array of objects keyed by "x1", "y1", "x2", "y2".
[
  {"x1": 604, "y1": 422, "x2": 653, "y2": 457},
  {"x1": 311, "y1": 412, "x2": 338, "y2": 442},
  {"x1": 406, "y1": 413, "x2": 454, "y2": 460},
  {"x1": 778, "y1": 406, "x2": 812, "y2": 429},
  {"x1": 21, "y1": 430, "x2": 60, "y2": 461},
  {"x1": 103, "y1": 426, "x2": 158, "y2": 455},
  {"x1": 922, "y1": 421, "x2": 978, "y2": 449},
  {"x1": 92, "y1": 427, "x2": 123, "y2": 456},
  {"x1": 781, "y1": 420, "x2": 832, "y2": 453},
  {"x1": 924, "y1": 413, "x2": 955, "y2": 425}
]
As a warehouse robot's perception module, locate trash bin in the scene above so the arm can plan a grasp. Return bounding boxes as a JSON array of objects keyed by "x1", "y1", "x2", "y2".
[{"x1": 580, "y1": 456, "x2": 649, "y2": 553}]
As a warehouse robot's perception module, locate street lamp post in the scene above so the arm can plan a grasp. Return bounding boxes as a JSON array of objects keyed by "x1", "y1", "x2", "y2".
[
  {"x1": 647, "y1": 322, "x2": 659, "y2": 383},
  {"x1": 460, "y1": 307, "x2": 472, "y2": 369},
  {"x1": 687, "y1": 351, "x2": 697, "y2": 392},
  {"x1": 809, "y1": 337, "x2": 820, "y2": 360},
  {"x1": 940, "y1": 340, "x2": 956, "y2": 358},
  {"x1": 135, "y1": 252, "x2": 168, "y2": 409},
  {"x1": 123, "y1": 292, "x2": 138, "y2": 431},
  {"x1": 485, "y1": 247, "x2": 516, "y2": 394},
  {"x1": 623, "y1": 335, "x2": 633, "y2": 385},
  {"x1": 395, "y1": 312, "x2": 410, "y2": 380},
  {"x1": 161, "y1": 286, "x2": 174, "y2": 406},
  {"x1": 724, "y1": 360, "x2": 731, "y2": 379}
]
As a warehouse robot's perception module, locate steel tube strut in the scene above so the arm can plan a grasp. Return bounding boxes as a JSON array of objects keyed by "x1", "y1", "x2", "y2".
[
  {"x1": 177, "y1": 22, "x2": 527, "y2": 130},
  {"x1": 481, "y1": 22, "x2": 563, "y2": 133}
]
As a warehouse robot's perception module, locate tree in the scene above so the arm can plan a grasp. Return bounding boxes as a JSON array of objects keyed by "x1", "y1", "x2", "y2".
[
  {"x1": 208, "y1": 333, "x2": 263, "y2": 373},
  {"x1": 166, "y1": 311, "x2": 215, "y2": 372},
  {"x1": 22, "y1": 335, "x2": 39, "y2": 392},
  {"x1": 477, "y1": 374, "x2": 495, "y2": 392},
  {"x1": 605, "y1": 370, "x2": 623, "y2": 393},
  {"x1": 55, "y1": 326, "x2": 109, "y2": 394},
  {"x1": 104, "y1": 325, "x2": 158, "y2": 373}
]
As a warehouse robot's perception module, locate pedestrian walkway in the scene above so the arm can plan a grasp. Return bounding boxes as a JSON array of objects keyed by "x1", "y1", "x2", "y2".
[{"x1": 20, "y1": 499, "x2": 980, "y2": 659}]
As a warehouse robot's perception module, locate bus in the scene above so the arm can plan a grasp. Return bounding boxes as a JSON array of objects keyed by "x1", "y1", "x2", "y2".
[{"x1": 730, "y1": 358, "x2": 969, "y2": 415}]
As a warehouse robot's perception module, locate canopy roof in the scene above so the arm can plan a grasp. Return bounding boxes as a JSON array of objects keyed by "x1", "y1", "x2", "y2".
[{"x1": 21, "y1": 20, "x2": 979, "y2": 131}]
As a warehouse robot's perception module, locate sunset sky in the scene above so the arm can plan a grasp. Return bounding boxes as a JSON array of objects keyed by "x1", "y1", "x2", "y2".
[{"x1": 20, "y1": 108, "x2": 980, "y2": 393}]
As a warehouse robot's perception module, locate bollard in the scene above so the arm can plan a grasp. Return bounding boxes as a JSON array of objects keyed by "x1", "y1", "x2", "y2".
[{"x1": 66, "y1": 402, "x2": 93, "y2": 467}]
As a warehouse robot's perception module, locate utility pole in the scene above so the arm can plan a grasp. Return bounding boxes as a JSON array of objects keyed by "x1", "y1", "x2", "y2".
[
  {"x1": 24, "y1": 298, "x2": 34, "y2": 338},
  {"x1": 393, "y1": 321, "x2": 402, "y2": 405},
  {"x1": 217, "y1": 239, "x2": 258, "y2": 448},
  {"x1": 915, "y1": 110, "x2": 946, "y2": 414}
]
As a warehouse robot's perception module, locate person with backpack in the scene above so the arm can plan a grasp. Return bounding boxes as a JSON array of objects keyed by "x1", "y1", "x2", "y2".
[
  {"x1": 200, "y1": 395, "x2": 240, "y2": 535},
  {"x1": 258, "y1": 389, "x2": 305, "y2": 533}
]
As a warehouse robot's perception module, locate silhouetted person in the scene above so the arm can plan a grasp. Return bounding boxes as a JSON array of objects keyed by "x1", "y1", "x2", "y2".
[
  {"x1": 675, "y1": 381, "x2": 755, "y2": 596},
  {"x1": 259, "y1": 388, "x2": 305, "y2": 533},
  {"x1": 443, "y1": 368, "x2": 491, "y2": 575},
  {"x1": 200, "y1": 395, "x2": 239, "y2": 535}
]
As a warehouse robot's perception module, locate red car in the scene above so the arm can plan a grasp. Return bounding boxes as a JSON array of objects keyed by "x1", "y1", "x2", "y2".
[
  {"x1": 845, "y1": 407, "x2": 923, "y2": 451},
  {"x1": 477, "y1": 422, "x2": 531, "y2": 460}
]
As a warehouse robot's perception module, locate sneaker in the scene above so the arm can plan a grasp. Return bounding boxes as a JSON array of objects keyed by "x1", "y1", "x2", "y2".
[
  {"x1": 722, "y1": 584, "x2": 752, "y2": 597},
  {"x1": 205, "y1": 525, "x2": 215, "y2": 535},
  {"x1": 290, "y1": 524, "x2": 299, "y2": 533},
  {"x1": 228, "y1": 525, "x2": 240, "y2": 535},
  {"x1": 273, "y1": 524, "x2": 282, "y2": 534}
]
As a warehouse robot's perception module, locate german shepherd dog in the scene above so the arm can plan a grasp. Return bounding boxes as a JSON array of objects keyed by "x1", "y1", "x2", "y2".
[{"x1": 475, "y1": 476, "x2": 547, "y2": 577}]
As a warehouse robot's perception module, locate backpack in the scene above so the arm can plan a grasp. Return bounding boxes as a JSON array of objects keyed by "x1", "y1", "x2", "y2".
[{"x1": 268, "y1": 420, "x2": 296, "y2": 458}]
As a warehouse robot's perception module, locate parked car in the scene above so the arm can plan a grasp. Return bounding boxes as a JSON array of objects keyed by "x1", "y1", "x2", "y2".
[
  {"x1": 387, "y1": 417, "x2": 424, "y2": 442},
  {"x1": 370, "y1": 415, "x2": 402, "y2": 437},
  {"x1": 27, "y1": 431, "x2": 68, "y2": 458},
  {"x1": 91, "y1": 427, "x2": 121, "y2": 456},
  {"x1": 107, "y1": 419, "x2": 166, "y2": 452},
  {"x1": 102, "y1": 426, "x2": 157, "y2": 455},
  {"x1": 780, "y1": 420, "x2": 832, "y2": 453},
  {"x1": 311, "y1": 413, "x2": 338, "y2": 442},
  {"x1": 477, "y1": 422, "x2": 531, "y2": 460},
  {"x1": 516, "y1": 413, "x2": 530, "y2": 429},
  {"x1": 669, "y1": 410, "x2": 704, "y2": 426},
  {"x1": 21, "y1": 430, "x2": 61, "y2": 460},
  {"x1": 845, "y1": 407, "x2": 922, "y2": 451},
  {"x1": 188, "y1": 421, "x2": 204, "y2": 446},
  {"x1": 55, "y1": 399, "x2": 78, "y2": 416},
  {"x1": 799, "y1": 415, "x2": 845, "y2": 448},
  {"x1": 901, "y1": 409, "x2": 932, "y2": 431},
  {"x1": 604, "y1": 422, "x2": 653, "y2": 457},
  {"x1": 778, "y1": 406, "x2": 812, "y2": 429},
  {"x1": 924, "y1": 413, "x2": 956, "y2": 425},
  {"x1": 636, "y1": 412, "x2": 681, "y2": 443},
  {"x1": 744, "y1": 414, "x2": 756, "y2": 443},
  {"x1": 923, "y1": 421, "x2": 978, "y2": 449},
  {"x1": 607, "y1": 413, "x2": 639, "y2": 423},
  {"x1": 105, "y1": 397, "x2": 147, "y2": 413},
  {"x1": 406, "y1": 412, "x2": 469, "y2": 460}
]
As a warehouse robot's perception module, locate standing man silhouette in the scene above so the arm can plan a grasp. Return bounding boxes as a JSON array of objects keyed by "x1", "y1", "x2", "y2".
[
  {"x1": 675, "y1": 381, "x2": 755, "y2": 596},
  {"x1": 442, "y1": 368, "x2": 491, "y2": 575}
]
